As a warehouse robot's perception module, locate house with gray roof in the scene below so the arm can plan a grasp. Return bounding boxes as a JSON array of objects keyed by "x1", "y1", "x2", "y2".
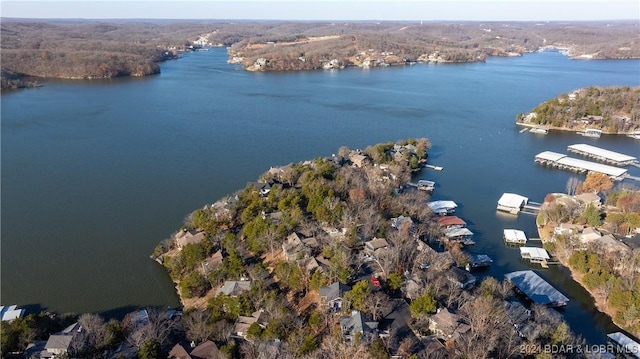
[
  {"x1": 0, "y1": 305, "x2": 24, "y2": 321},
  {"x1": 319, "y1": 282, "x2": 351, "y2": 311},
  {"x1": 340, "y1": 310, "x2": 378, "y2": 341},
  {"x1": 40, "y1": 322, "x2": 84, "y2": 359},
  {"x1": 216, "y1": 280, "x2": 251, "y2": 297}
]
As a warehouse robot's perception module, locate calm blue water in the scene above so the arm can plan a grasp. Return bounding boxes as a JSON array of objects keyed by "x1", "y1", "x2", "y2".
[{"x1": 2, "y1": 49, "x2": 639, "y2": 343}]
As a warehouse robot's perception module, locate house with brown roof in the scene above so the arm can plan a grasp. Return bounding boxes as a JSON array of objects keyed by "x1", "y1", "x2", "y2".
[
  {"x1": 282, "y1": 232, "x2": 319, "y2": 261},
  {"x1": 169, "y1": 340, "x2": 220, "y2": 359},
  {"x1": 428, "y1": 308, "x2": 470, "y2": 340},
  {"x1": 233, "y1": 310, "x2": 267, "y2": 339},
  {"x1": 175, "y1": 229, "x2": 206, "y2": 250},
  {"x1": 349, "y1": 153, "x2": 372, "y2": 168},
  {"x1": 364, "y1": 237, "x2": 389, "y2": 256},
  {"x1": 201, "y1": 250, "x2": 224, "y2": 274}
]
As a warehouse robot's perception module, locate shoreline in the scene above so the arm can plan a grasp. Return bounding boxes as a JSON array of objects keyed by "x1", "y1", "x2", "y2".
[
  {"x1": 516, "y1": 121, "x2": 638, "y2": 136},
  {"x1": 537, "y1": 224, "x2": 633, "y2": 337}
]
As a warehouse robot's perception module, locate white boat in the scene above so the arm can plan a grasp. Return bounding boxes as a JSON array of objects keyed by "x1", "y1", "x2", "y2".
[
  {"x1": 627, "y1": 131, "x2": 640, "y2": 140},
  {"x1": 424, "y1": 164, "x2": 444, "y2": 171},
  {"x1": 579, "y1": 128, "x2": 602, "y2": 138},
  {"x1": 529, "y1": 127, "x2": 549, "y2": 135}
]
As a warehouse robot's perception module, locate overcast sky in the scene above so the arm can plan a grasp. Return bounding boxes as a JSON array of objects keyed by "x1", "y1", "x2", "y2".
[{"x1": 1, "y1": 0, "x2": 638, "y2": 21}]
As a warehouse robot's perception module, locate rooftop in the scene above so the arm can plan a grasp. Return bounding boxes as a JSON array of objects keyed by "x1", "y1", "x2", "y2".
[
  {"x1": 535, "y1": 151, "x2": 628, "y2": 178},
  {"x1": 568, "y1": 143, "x2": 637, "y2": 164},
  {"x1": 505, "y1": 270, "x2": 569, "y2": 307}
]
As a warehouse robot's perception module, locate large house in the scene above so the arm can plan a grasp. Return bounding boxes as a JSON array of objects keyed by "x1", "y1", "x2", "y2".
[
  {"x1": 364, "y1": 237, "x2": 389, "y2": 257},
  {"x1": 175, "y1": 229, "x2": 206, "y2": 250},
  {"x1": 40, "y1": 322, "x2": 85, "y2": 359}
]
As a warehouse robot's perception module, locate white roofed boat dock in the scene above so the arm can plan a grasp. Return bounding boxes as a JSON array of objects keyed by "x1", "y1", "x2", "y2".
[
  {"x1": 535, "y1": 151, "x2": 628, "y2": 181},
  {"x1": 567, "y1": 144, "x2": 638, "y2": 167}
]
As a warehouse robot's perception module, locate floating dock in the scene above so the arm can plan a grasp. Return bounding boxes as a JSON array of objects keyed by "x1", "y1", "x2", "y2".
[
  {"x1": 535, "y1": 151, "x2": 628, "y2": 181},
  {"x1": 504, "y1": 270, "x2": 569, "y2": 307},
  {"x1": 567, "y1": 144, "x2": 638, "y2": 167}
]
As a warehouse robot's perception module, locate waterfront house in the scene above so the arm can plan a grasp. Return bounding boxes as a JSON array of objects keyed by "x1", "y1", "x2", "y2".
[
  {"x1": 41, "y1": 322, "x2": 85, "y2": 359},
  {"x1": 216, "y1": 280, "x2": 251, "y2": 297},
  {"x1": 319, "y1": 282, "x2": 352, "y2": 311},
  {"x1": 0, "y1": 305, "x2": 24, "y2": 321},
  {"x1": 428, "y1": 307, "x2": 470, "y2": 340},
  {"x1": 579, "y1": 227, "x2": 602, "y2": 244},
  {"x1": 340, "y1": 310, "x2": 379, "y2": 341},
  {"x1": 574, "y1": 192, "x2": 601, "y2": 208},
  {"x1": 169, "y1": 340, "x2": 220, "y2": 359},
  {"x1": 349, "y1": 153, "x2": 372, "y2": 168},
  {"x1": 175, "y1": 229, "x2": 206, "y2": 250},
  {"x1": 554, "y1": 223, "x2": 583, "y2": 238}
]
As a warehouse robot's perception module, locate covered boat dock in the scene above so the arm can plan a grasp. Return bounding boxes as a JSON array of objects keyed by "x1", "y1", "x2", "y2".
[
  {"x1": 505, "y1": 270, "x2": 569, "y2": 307},
  {"x1": 497, "y1": 193, "x2": 528, "y2": 214},
  {"x1": 520, "y1": 247, "x2": 551, "y2": 267},
  {"x1": 535, "y1": 151, "x2": 628, "y2": 181},
  {"x1": 504, "y1": 229, "x2": 528, "y2": 245},
  {"x1": 567, "y1": 144, "x2": 638, "y2": 167}
]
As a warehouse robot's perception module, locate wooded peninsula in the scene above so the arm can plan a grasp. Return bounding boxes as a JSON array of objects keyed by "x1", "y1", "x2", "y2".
[
  {"x1": 2, "y1": 19, "x2": 639, "y2": 88},
  {"x1": 516, "y1": 86, "x2": 640, "y2": 134}
]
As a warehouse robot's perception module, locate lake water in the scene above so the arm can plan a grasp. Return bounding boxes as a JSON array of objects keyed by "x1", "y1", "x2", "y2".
[{"x1": 2, "y1": 48, "x2": 639, "y2": 343}]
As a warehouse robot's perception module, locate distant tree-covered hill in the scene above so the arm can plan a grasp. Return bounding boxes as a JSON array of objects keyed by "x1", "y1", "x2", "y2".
[{"x1": 2, "y1": 19, "x2": 639, "y2": 87}]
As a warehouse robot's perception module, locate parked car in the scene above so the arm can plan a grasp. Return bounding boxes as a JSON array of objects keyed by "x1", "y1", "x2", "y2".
[{"x1": 371, "y1": 276, "x2": 381, "y2": 287}]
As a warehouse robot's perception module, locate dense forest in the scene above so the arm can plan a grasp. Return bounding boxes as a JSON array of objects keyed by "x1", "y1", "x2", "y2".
[
  {"x1": 1, "y1": 19, "x2": 639, "y2": 87},
  {"x1": 517, "y1": 86, "x2": 640, "y2": 134}
]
